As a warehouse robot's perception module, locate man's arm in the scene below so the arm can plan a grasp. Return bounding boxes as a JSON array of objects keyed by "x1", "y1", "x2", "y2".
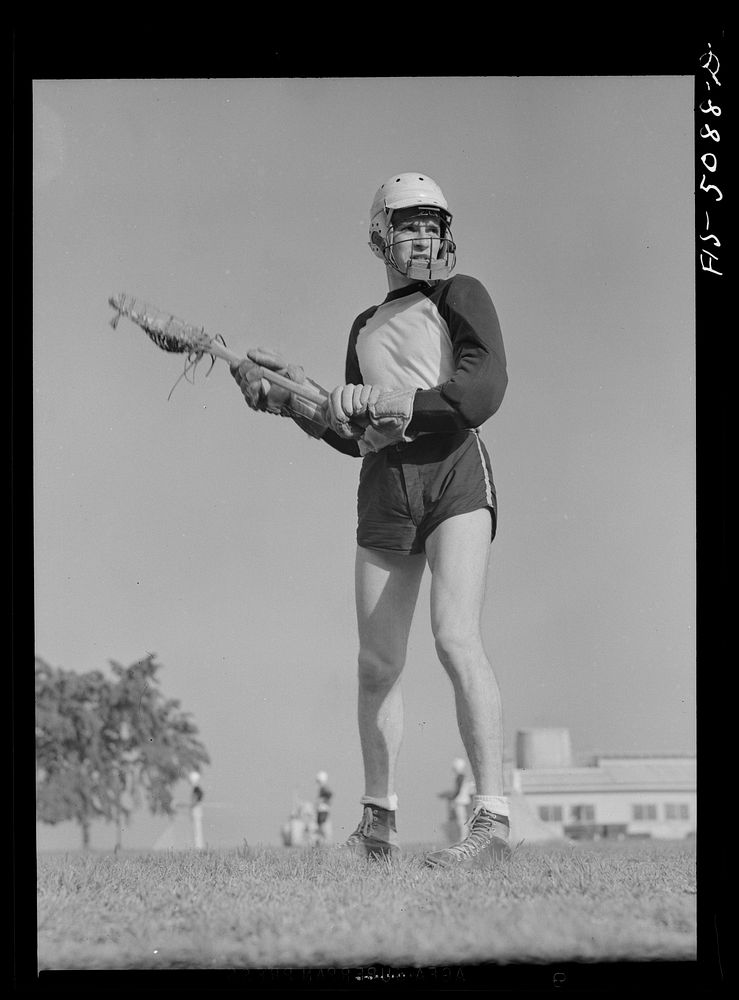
[
  {"x1": 409, "y1": 275, "x2": 508, "y2": 433},
  {"x1": 319, "y1": 428, "x2": 362, "y2": 456}
]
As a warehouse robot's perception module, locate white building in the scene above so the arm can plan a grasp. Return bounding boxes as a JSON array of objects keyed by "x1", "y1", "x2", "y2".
[{"x1": 504, "y1": 728, "x2": 696, "y2": 841}]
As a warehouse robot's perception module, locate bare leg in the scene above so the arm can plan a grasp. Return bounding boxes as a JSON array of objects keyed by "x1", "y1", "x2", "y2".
[
  {"x1": 355, "y1": 546, "x2": 426, "y2": 800},
  {"x1": 425, "y1": 509, "x2": 504, "y2": 796}
]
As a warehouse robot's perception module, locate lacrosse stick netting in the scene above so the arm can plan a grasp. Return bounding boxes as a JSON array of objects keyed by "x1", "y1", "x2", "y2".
[{"x1": 108, "y1": 292, "x2": 327, "y2": 405}]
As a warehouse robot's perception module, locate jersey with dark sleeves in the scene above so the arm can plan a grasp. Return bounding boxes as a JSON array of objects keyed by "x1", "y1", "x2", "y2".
[{"x1": 321, "y1": 274, "x2": 507, "y2": 455}]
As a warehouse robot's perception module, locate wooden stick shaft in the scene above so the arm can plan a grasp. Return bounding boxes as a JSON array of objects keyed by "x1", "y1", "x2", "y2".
[{"x1": 207, "y1": 341, "x2": 328, "y2": 406}]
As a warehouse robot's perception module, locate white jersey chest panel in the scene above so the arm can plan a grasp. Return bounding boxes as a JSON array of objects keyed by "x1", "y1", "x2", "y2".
[{"x1": 356, "y1": 292, "x2": 455, "y2": 390}]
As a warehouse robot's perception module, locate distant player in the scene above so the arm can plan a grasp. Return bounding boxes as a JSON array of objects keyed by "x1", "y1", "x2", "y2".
[
  {"x1": 315, "y1": 771, "x2": 333, "y2": 845},
  {"x1": 438, "y1": 758, "x2": 475, "y2": 842},
  {"x1": 232, "y1": 172, "x2": 510, "y2": 869},
  {"x1": 188, "y1": 770, "x2": 205, "y2": 850},
  {"x1": 282, "y1": 798, "x2": 316, "y2": 847}
]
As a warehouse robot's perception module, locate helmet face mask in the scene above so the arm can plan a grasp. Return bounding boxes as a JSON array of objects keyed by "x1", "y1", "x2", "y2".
[
  {"x1": 386, "y1": 207, "x2": 456, "y2": 281},
  {"x1": 369, "y1": 173, "x2": 457, "y2": 281}
]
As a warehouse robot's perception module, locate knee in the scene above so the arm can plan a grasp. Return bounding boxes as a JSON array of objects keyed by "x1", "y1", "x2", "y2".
[
  {"x1": 433, "y1": 625, "x2": 483, "y2": 674},
  {"x1": 357, "y1": 647, "x2": 404, "y2": 693}
]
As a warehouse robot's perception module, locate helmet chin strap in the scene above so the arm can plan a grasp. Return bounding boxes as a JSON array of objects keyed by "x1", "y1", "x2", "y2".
[
  {"x1": 405, "y1": 258, "x2": 453, "y2": 281},
  {"x1": 386, "y1": 238, "x2": 456, "y2": 282}
]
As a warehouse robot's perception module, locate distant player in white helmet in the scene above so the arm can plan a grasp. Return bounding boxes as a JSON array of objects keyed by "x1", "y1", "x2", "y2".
[
  {"x1": 314, "y1": 771, "x2": 333, "y2": 844},
  {"x1": 231, "y1": 172, "x2": 510, "y2": 870}
]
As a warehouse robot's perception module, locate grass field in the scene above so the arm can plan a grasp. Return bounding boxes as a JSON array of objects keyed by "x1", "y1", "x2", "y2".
[{"x1": 36, "y1": 838, "x2": 696, "y2": 972}]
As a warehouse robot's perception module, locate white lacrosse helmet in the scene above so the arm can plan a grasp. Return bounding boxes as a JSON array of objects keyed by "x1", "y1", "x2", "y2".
[
  {"x1": 316, "y1": 771, "x2": 328, "y2": 783},
  {"x1": 368, "y1": 172, "x2": 456, "y2": 281}
]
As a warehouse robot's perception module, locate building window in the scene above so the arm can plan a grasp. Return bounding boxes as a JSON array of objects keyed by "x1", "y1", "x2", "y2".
[
  {"x1": 632, "y1": 804, "x2": 658, "y2": 821},
  {"x1": 538, "y1": 805, "x2": 563, "y2": 822},
  {"x1": 570, "y1": 804, "x2": 595, "y2": 822},
  {"x1": 665, "y1": 803, "x2": 690, "y2": 821}
]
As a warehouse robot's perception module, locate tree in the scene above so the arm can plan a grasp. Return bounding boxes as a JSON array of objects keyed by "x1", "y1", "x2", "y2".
[
  {"x1": 35, "y1": 659, "x2": 120, "y2": 848},
  {"x1": 36, "y1": 654, "x2": 210, "y2": 849},
  {"x1": 107, "y1": 655, "x2": 210, "y2": 846}
]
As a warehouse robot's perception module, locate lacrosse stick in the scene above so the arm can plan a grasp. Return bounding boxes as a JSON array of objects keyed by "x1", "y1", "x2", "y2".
[{"x1": 108, "y1": 292, "x2": 328, "y2": 406}]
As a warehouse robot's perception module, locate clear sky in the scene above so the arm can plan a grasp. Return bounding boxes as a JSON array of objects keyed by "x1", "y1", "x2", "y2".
[{"x1": 33, "y1": 76, "x2": 695, "y2": 850}]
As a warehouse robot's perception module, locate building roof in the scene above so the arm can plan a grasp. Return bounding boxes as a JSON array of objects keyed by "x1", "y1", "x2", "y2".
[{"x1": 511, "y1": 756, "x2": 695, "y2": 794}]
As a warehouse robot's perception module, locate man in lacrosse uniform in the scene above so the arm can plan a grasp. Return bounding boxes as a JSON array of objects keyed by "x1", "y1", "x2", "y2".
[{"x1": 231, "y1": 173, "x2": 509, "y2": 870}]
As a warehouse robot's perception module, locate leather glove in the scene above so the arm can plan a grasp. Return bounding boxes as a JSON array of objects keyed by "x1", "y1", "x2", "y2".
[
  {"x1": 358, "y1": 387, "x2": 417, "y2": 455},
  {"x1": 324, "y1": 383, "x2": 378, "y2": 440},
  {"x1": 231, "y1": 347, "x2": 328, "y2": 439}
]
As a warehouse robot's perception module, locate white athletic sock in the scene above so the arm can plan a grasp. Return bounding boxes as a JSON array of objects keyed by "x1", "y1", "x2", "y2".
[
  {"x1": 361, "y1": 794, "x2": 399, "y2": 812},
  {"x1": 472, "y1": 794, "x2": 510, "y2": 818}
]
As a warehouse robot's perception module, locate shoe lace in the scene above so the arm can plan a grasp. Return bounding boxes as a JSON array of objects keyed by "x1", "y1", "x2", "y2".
[
  {"x1": 346, "y1": 806, "x2": 375, "y2": 842},
  {"x1": 358, "y1": 806, "x2": 375, "y2": 837},
  {"x1": 444, "y1": 809, "x2": 498, "y2": 859}
]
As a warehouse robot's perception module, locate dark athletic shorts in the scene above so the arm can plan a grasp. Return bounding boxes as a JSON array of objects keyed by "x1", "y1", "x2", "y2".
[{"x1": 356, "y1": 428, "x2": 497, "y2": 555}]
